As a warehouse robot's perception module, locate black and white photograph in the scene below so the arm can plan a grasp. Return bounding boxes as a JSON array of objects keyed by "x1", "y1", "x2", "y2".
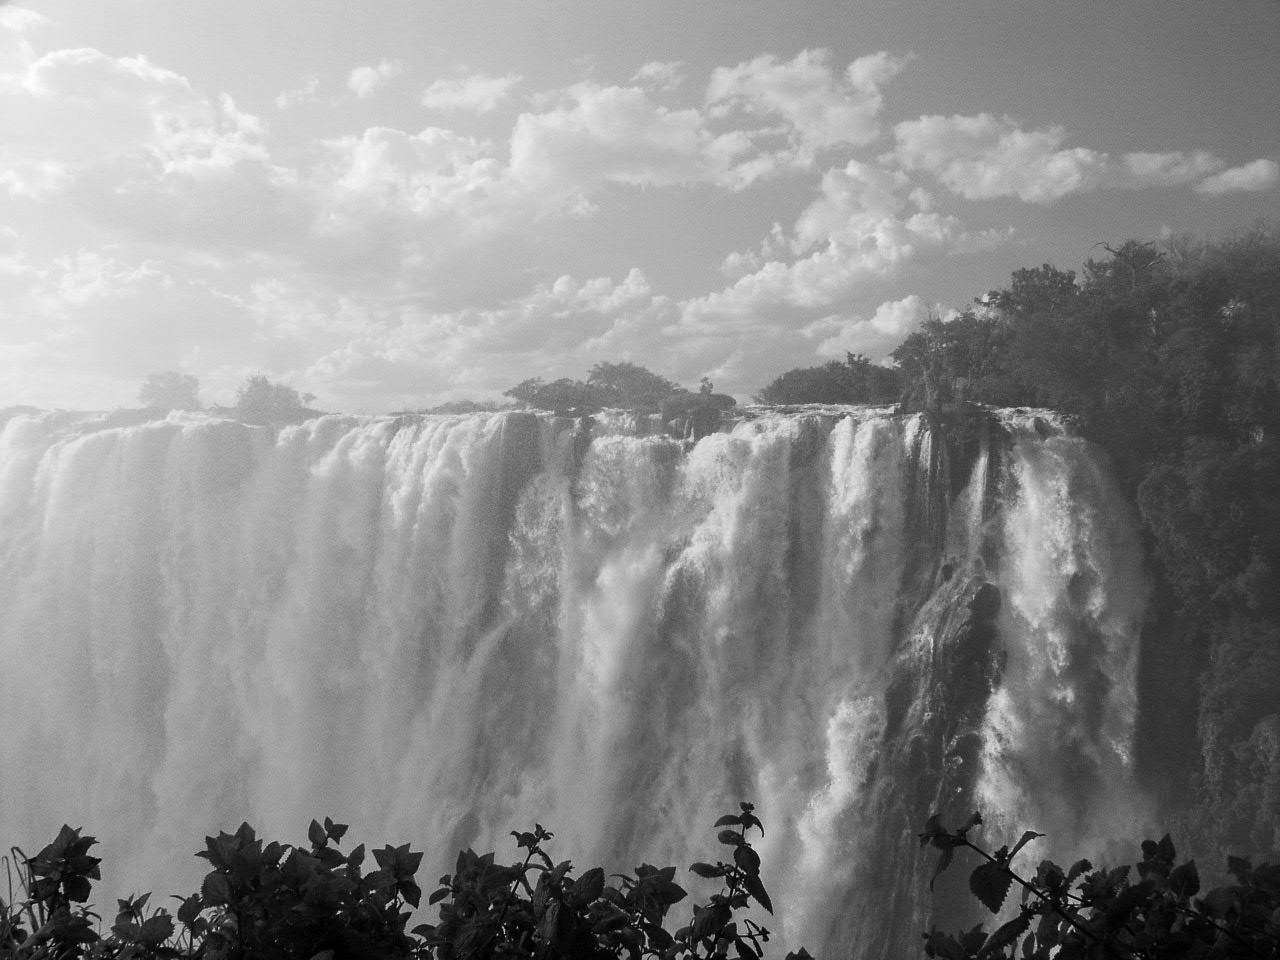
[{"x1": 1, "y1": 1, "x2": 1278, "y2": 957}]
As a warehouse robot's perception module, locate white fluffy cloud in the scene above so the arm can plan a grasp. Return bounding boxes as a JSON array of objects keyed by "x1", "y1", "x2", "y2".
[
  {"x1": 892, "y1": 113, "x2": 1110, "y2": 203},
  {"x1": 1, "y1": 23, "x2": 1269, "y2": 412},
  {"x1": 275, "y1": 74, "x2": 320, "y2": 109},
  {"x1": 4, "y1": 45, "x2": 268, "y2": 188},
  {"x1": 685, "y1": 161, "x2": 963, "y2": 325},
  {"x1": 508, "y1": 82, "x2": 712, "y2": 192},
  {"x1": 348, "y1": 59, "x2": 403, "y2": 98},
  {"x1": 891, "y1": 113, "x2": 1272, "y2": 204},
  {"x1": 1195, "y1": 158, "x2": 1280, "y2": 195},
  {"x1": 707, "y1": 49, "x2": 907, "y2": 154},
  {"x1": 806, "y1": 294, "x2": 932, "y2": 357},
  {"x1": 300, "y1": 268, "x2": 681, "y2": 406},
  {"x1": 630, "y1": 60, "x2": 684, "y2": 92},
  {"x1": 421, "y1": 73, "x2": 522, "y2": 113}
]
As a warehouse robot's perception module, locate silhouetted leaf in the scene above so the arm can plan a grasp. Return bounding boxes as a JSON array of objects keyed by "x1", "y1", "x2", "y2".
[
  {"x1": 970, "y1": 862, "x2": 1014, "y2": 914},
  {"x1": 1009, "y1": 831, "x2": 1044, "y2": 862},
  {"x1": 573, "y1": 867, "x2": 605, "y2": 905},
  {"x1": 979, "y1": 915, "x2": 1030, "y2": 958},
  {"x1": 930, "y1": 845, "x2": 955, "y2": 890},
  {"x1": 743, "y1": 873, "x2": 772, "y2": 915},
  {"x1": 138, "y1": 913, "x2": 174, "y2": 945},
  {"x1": 1170, "y1": 860, "x2": 1199, "y2": 899}
]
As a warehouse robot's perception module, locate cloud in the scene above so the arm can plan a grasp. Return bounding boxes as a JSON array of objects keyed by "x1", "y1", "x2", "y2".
[
  {"x1": 508, "y1": 82, "x2": 710, "y2": 193},
  {"x1": 707, "y1": 49, "x2": 909, "y2": 161},
  {"x1": 300, "y1": 268, "x2": 681, "y2": 406},
  {"x1": 0, "y1": 159, "x2": 72, "y2": 198},
  {"x1": 0, "y1": 249, "x2": 261, "y2": 407},
  {"x1": 275, "y1": 74, "x2": 320, "y2": 109},
  {"x1": 421, "y1": 72, "x2": 522, "y2": 113},
  {"x1": 630, "y1": 60, "x2": 684, "y2": 92},
  {"x1": 348, "y1": 59, "x2": 403, "y2": 98},
  {"x1": 685, "y1": 161, "x2": 962, "y2": 326},
  {"x1": 891, "y1": 113, "x2": 1259, "y2": 204},
  {"x1": 1119, "y1": 151, "x2": 1224, "y2": 187},
  {"x1": 1195, "y1": 158, "x2": 1280, "y2": 195},
  {"x1": 891, "y1": 113, "x2": 1109, "y2": 203},
  {"x1": 4, "y1": 46, "x2": 268, "y2": 186},
  {"x1": 806, "y1": 294, "x2": 932, "y2": 357}
]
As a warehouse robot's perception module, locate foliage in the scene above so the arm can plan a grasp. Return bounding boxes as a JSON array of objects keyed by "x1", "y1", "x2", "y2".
[
  {"x1": 921, "y1": 812, "x2": 1280, "y2": 960},
  {"x1": 891, "y1": 314, "x2": 1031, "y2": 410},
  {"x1": 1, "y1": 805, "x2": 809, "y2": 960},
  {"x1": 233, "y1": 375, "x2": 316, "y2": 425},
  {"x1": 139, "y1": 373, "x2": 202, "y2": 412},
  {"x1": 885, "y1": 227, "x2": 1280, "y2": 854},
  {"x1": 502, "y1": 363, "x2": 734, "y2": 437},
  {"x1": 503, "y1": 377, "x2": 611, "y2": 416},
  {"x1": 586, "y1": 362, "x2": 682, "y2": 411},
  {"x1": 755, "y1": 353, "x2": 901, "y2": 405}
]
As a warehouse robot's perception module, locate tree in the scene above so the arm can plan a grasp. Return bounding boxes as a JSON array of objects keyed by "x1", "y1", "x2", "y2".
[
  {"x1": 756, "y1": 353, "x2": 901, "y2": 405},
  {"x1": 138, "y1": 372, "x2": 201, "y2": 412},
  {"x1": 503, "y1": 377, "x2": 608, "y2": 416},
  {"x1": 892, "y1": 312, "x2": 1032, "y2": 411},
  {"x1": 233, "y1": 375, "x2": 315, "y2": 425},
  {"x1": 586, "y1": 362, "x2": 682, "y2": 410}
]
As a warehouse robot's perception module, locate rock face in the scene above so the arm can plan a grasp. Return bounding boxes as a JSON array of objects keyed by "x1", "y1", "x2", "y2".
[{"x1": 0, "y1": 405, "x2": 1149, "y2": 960}]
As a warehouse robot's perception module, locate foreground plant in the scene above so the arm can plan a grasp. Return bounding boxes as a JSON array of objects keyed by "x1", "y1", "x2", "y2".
[
  {"x1": 920, "y1": 812, "x2": 1280, "y2": 960},
  {"x1": 1, "y1": 804, "x2": 810, "y2": 960}
]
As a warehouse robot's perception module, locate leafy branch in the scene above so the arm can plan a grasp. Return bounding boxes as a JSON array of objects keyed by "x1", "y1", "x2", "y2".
[{"x1": 920, "y1": 812, "x2": 1280, "y2": 960}]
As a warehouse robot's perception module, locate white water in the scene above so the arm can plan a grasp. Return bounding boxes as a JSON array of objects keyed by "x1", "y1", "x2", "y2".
[{"x1": 0, "y1": 407, "x2": 1147, "y2": 958}]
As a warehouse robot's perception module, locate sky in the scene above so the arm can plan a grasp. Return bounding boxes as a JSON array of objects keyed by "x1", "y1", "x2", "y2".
[{"x1": 1, "y1": 0, "x2": 1278, "y2": 412}]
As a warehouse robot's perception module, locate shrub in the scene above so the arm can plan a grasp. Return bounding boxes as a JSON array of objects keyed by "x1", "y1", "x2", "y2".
[{"x1": 921, "y1": 812, "x2": 1280, "y2": 960}]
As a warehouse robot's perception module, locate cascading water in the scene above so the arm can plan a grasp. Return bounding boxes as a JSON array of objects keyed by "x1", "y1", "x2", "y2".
[{"x1": 0, "y1": 406, "x2": 1148, "y2": 959}]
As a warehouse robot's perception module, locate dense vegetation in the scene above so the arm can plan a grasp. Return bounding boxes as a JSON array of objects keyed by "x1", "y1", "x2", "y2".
[
  {"x1": 503, "y1": 362, "x2": 735, "y2": 437},
  {"x1": 881, "y1": 227, "x2": 1280, "y2": 860},
  {"x1": 5, "y1": 810, "x2": 1276, "y2": 960},
  {"x1": 1, "y1": 807, "x2": 804, "y2": 960},
  {"x1": 748, "y1": 226, "x2": 1278, "y2": 864},
  {"x1": 753, "y1": 353, "x2": 901, "y2": 406}
]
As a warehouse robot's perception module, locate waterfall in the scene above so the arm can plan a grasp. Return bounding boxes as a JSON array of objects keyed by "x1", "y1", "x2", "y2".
[{"x1": 0, "y1": 406, "x2": 1147, "y2": 959}]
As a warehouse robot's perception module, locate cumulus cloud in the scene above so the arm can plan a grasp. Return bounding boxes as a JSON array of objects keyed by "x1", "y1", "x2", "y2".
[
  {"x1": 707, "y1": 49, "x2": 908, "y2": 161},
  {"x1": 275, "y1": 74, "x2": 320, "y2": 109},
  {"x1": 806, "y1": 294, "x2": 932, "y2": 357},
  {"x1": 508, "y1": 82, "x2": 710, "y2": 192},
  {"x1": 0, "y1": 249, "x2": 261, "y2": 407},
  {"x1": 348, "y1": 59, "x2": 403, "y2": 98},
  {"x1": 891, "y1": 113, "x2": 1261, "y2": 204},
  {"x1": 684, "y1": 161, "x2": 962, "y2": 327},
  {"x1": 300, "y1": 268, "x2": 680, "y2": 406},
  {"x1": 5, "y1": 46, "x2": 268, "y2": 185},
  {"x1": 630, "y1": 60, "x2": 684, "y2": 92},
  {"x1": 421, "y1": 72, "x2": 522, "y2": 113},
  {"x1": 891, "y1": 113, "x2": 1109, "y2": 203},
  {"x1": 1119, "y1": 150, "x2": 1225, "y2": 187},
  {"x1": 1195, "y1": 158, "x2": 1280, "y2": 195}
]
